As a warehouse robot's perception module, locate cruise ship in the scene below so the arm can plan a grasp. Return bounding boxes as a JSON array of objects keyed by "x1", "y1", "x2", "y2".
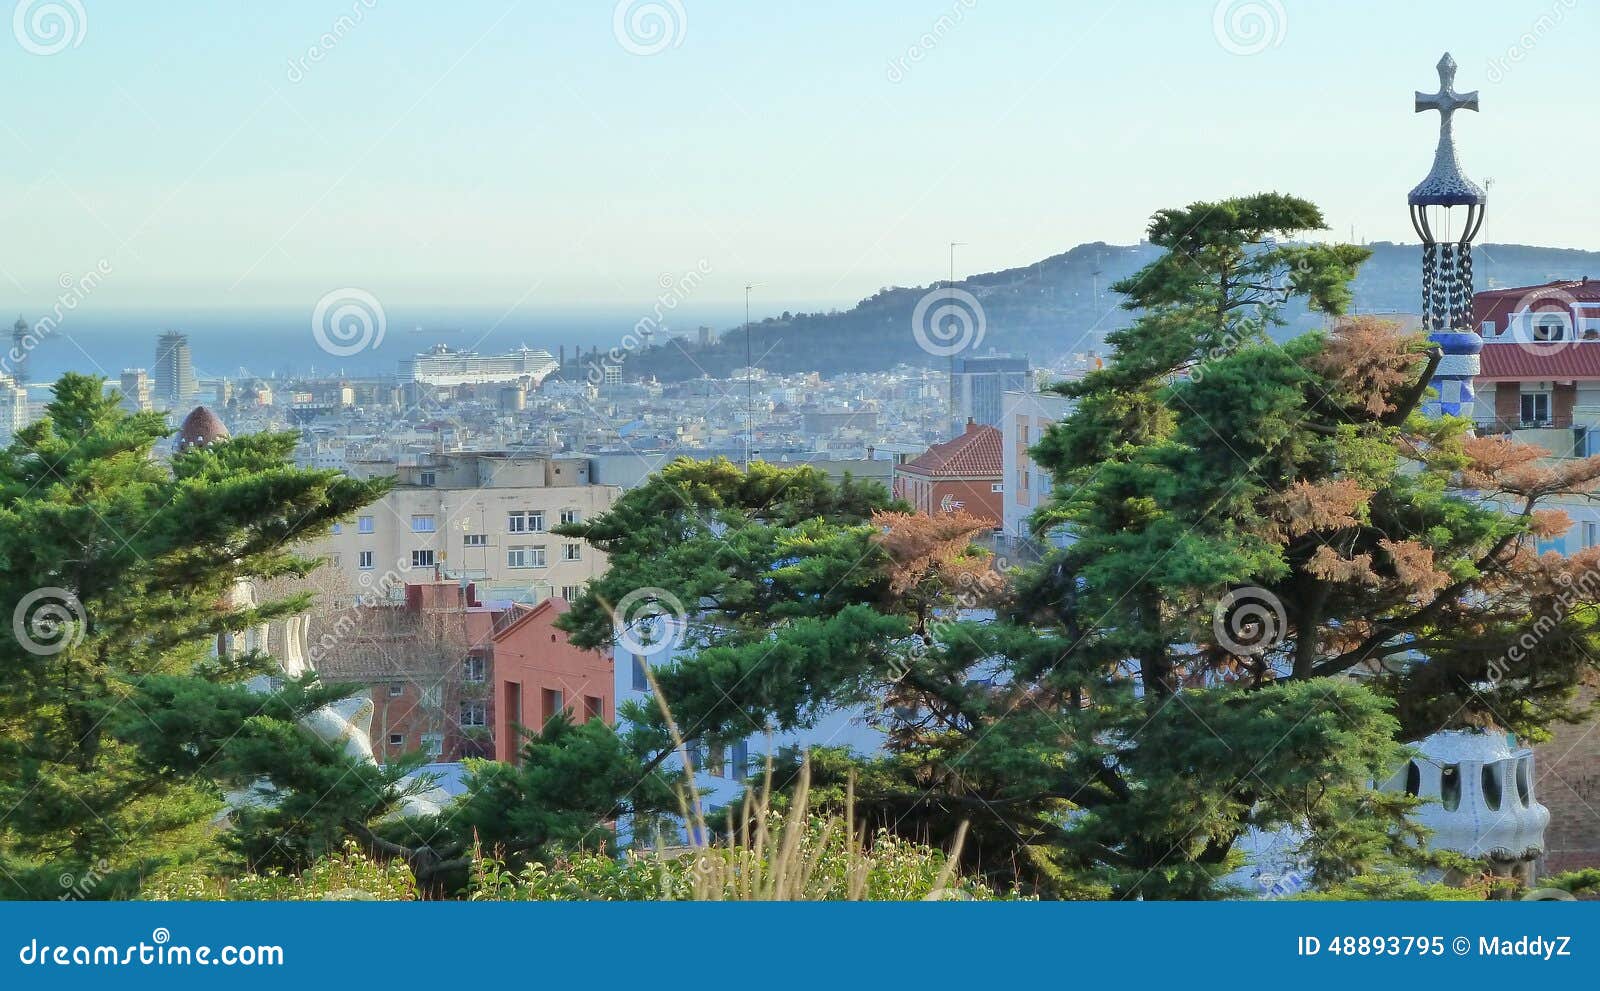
[{"x1": 401, "y1": 343, "x2": 560, "y2": 387}]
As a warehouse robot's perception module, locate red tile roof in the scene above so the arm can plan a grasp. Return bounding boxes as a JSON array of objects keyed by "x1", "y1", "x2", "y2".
[
  {"x1": 900, "y1": 421, "x2": 1002, "y2": 478},
  {"x1": 1477, "y1": 343, "x2": 1600, "y2": 381},
  {"x1": 1474, "y1": 279, "x2": 1600, "y2": 304}
]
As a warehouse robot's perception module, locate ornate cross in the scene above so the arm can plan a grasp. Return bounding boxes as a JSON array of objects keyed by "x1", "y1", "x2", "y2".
[{"x1": 1415, "y1": 52, "x2": 1479, "y2": 138}]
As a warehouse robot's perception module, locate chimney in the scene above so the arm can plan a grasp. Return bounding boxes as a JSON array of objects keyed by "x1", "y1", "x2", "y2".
[{"x1": 966, "y1": 417, "x2": 977, "y2": 433}]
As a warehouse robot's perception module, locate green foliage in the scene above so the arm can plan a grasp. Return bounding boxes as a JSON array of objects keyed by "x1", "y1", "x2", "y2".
[
  {"x1": 469, "y1": 816, "x2": 999, "y2": 902},
  {"x1": 0, "y1": 375, "x2": 390, "y2": 898},
  {"x1": 141, "y1": 841, "x2": 418, "y2": 901}
]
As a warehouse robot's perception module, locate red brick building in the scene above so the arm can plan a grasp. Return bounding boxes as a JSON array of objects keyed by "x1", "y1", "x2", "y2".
[
  {"x1": 314, "y1": 582, "x2": 611, "y2": 766},
  {"x1": 893, "y1": 419, "x2": 1004, "y2": 525},
  {"x1": 489, "y1": 597, "x2": 613, "y2": 764}
]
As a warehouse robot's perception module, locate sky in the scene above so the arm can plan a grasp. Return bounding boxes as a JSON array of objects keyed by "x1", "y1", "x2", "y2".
[{"x1": 0, "y1": 0, "x2": 1595, "y2": 318}]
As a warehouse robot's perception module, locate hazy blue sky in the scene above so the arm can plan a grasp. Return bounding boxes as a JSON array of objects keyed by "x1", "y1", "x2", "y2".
[{"x1": 0, "y1": 0, "x2": 1593, "y2": 315}]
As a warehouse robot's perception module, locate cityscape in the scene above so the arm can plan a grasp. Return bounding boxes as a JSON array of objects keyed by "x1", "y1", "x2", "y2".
[{"x1": 3, "y1": 1, "x2": 1600, "y2": 982}]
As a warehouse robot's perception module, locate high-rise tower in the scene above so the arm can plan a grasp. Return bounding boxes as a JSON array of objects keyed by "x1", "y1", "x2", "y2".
[
  {"x1": 12, "y1": 316, "x2": 29, "y2": 386},
  {"x1": 153, "y1": 331, "x2": 197, "y2": 410}
]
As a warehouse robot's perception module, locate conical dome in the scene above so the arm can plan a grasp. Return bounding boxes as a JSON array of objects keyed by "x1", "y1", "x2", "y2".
[{"x1": 176, "y1": 406, "x2": 229, "y2": 451}]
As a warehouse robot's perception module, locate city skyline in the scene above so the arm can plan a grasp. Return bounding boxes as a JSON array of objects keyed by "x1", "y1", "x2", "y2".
[{"x1": 1, "y1": 0, "x2": 1594, "y2": 315}]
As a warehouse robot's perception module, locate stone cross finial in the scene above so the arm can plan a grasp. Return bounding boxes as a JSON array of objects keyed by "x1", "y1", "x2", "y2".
[{"x1": 1415, "y1": 52, "x2": 1479, "y2": 135}]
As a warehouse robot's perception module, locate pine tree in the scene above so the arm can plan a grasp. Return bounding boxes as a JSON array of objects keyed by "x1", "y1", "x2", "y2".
[{"x1": 0, "y1": 375, "x2": 389, "y2": 897}]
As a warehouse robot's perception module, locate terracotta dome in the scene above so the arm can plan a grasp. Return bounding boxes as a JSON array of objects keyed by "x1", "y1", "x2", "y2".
[{"x1": 177, "y1": 405, "x2": 230, "y2": 452}]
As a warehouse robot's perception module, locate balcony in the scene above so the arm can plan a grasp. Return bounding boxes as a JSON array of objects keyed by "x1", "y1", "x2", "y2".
[{"x1": 1473, "y1": 416, "x2": 1574, "y2": 435}]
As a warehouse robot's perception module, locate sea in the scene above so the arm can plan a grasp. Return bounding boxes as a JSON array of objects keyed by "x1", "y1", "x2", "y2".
[{"x1": 11, "y1": 304, "x2": 750, "y2": 391}]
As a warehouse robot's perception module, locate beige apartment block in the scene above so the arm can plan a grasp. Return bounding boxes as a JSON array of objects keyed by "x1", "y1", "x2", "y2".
[{"x1": 310, "y1": 451, "x2": 621, "y2": 604}]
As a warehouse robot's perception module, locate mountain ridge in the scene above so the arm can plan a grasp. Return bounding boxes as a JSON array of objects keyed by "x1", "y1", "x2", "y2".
[{"x1": 606, "y1": 241, "x2": 1600, "y2": 382}]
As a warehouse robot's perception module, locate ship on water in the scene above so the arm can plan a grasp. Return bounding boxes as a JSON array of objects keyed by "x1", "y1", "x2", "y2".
[{"x1": 401, "y1": 343, "x2": 559, "y2": 388}]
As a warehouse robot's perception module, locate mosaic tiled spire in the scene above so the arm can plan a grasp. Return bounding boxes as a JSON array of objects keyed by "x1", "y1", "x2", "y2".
[{"x1": 1408, "y1": 53, "x2": 1486, "y2": 419}]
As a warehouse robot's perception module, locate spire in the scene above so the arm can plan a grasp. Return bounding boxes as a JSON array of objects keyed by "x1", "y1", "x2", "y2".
[{"x1": 1408, "y1": 53, "x2": 1486, "y2": 208}]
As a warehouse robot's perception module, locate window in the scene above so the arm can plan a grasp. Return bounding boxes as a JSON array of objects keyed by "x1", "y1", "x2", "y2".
[
  {"x1": 541, "y1": 688, "x2": 564, "y2": 727},
  {"x1": 388, "y1": 682, "x2": 404, "y2": 698},
  {"x1": 1531, "y1": 313, "x2": 1570, "y2": 342},
  {"x1": 560, "y1": 508, "x2": 581, "y2": 526},
  {"x1": 330, "y1": 523, "x2": 342, "y2": 535},
  {"x1": 585, "y1": 695, "x2": 603, "y2": 721},
  {"x1": 358, "y1": 550, "x2": 374, "y2": 570},
  {"x1": 388, "y1": 733, "x2": 404, "y2": 748},
  {"x1": 1520, "y1": 390, "x2": 1552, "y2": 426},
  {"x1": 563, "y1": 543, "x2": 582, "y2": 562},
  {"x1": 508, "y1": 545, "x2": 547, "y2": 569},
  {"x1": 631, "y1": 654, "x2": 650, "y2": 692},
  {"x1": 706, "y1": 743, "x2": 726, "y2": 778},
  {"x1": 1482, "y1": 762, "x2": 1503, "y2": 812},
  {"x1": 1516, "y1": 757, "x2": 1532, "y2": 807},
  {"x1": 411, "y1": 549, "x2": 435, "y2": 568},
  {"x1": 420, "y1": 684, "x2": 442, "y2": 707},
  {"x1": 1440, "y1": 764, "x2": 1461, "y2": 812},
  {"x1": 507, "y1": 510, "x2": 545, "y2": 533},
  {"x1": 463, "y1": 533, "x2": 488, "y2": 547},
  {"x1": 358, "y1": 515, "x2": 374, "y2": 534},
  {"x1": 463, "y1": 655, "x2": 486, "y2": 683},
  {"x1": 561, "y1": 585, "x2": 582, "y2": 602},
  {"x1": 1403, "y1": 760, "x2": 1420, "y2": 797},
  {"x1": 460, "y1": 700, "x2": 487, "y2": 727},
  {"x1": 411, "y1": 515, "x2": 436, "y2": 533},
  {"x1": 991, "y1": 482, "x2": 1003, "y2": 493},
  {"x1": 1586, "y1": 522, "x2": 1600, "y2": 549},
  {"x1": 731, "y1": 739, "x2": 749, "y2": 781},
  {"x1": 418, "y1": 470, "x2": 436, "y2": 487},
  {"x1": 421, "y1": 733, "x2": 443, "y2": 758}
]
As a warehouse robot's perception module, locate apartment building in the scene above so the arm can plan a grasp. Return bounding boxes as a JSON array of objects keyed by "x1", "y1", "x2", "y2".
[
  {"x1": 313, "y1": 450, "x2": 620, "y2": 604},
  {"x1": 1000, "y1": 388, "x2": 1075, "y2": 559}
]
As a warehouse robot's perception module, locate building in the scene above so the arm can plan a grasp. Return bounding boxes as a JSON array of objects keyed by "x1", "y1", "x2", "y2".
[
  {"x1": 312, "y1": 450, "x2": 620, "y2": 603},
  {"x1": 11, "y1": 317, "x2": 29, "y2": 385},
  {"x1": 613, "y1": 628, "x2": 883, "y2": 838},
  {"x1": 312, "y1": 581, "x2": 498, "y2": 763},
  {"x1": 1463, "y1": 279, "x2": 1600, "y2": 871},
  {"x1": 153, "y1": 331, "x2": 197, "y2": 410},
  {"x1": 1000, "y1": 388, "x2": 1075, "y2": 558},
  {"x1": 801, "y1": 408, "x2": 880, "y2": 437},
  {"x1": 1472, "y1": 279, "x2": 1600, "y2": 434},
  {"x1": 403, "y1": 343, "x2": 559, "y2": 388},
  {"x1": 893, "y1": 420, "x2": 1004, "y2": 525},
  {"x1": 949, "y1": 354, "x2": 1030, "y2": 429},
  {"x1": 490, "y1": 597, "x2": 613, "y2": 763},
  {"x1": 118, "y1": 369, "x2": 152, "y2": 413},
  {"x1": 0, "y1": 373, "x2": 27, "y2": 444}
]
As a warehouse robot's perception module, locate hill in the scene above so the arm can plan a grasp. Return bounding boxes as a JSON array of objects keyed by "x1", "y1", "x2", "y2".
[{"x1": 592, "y1": 241, "x2": 1600, "y2": 382}]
